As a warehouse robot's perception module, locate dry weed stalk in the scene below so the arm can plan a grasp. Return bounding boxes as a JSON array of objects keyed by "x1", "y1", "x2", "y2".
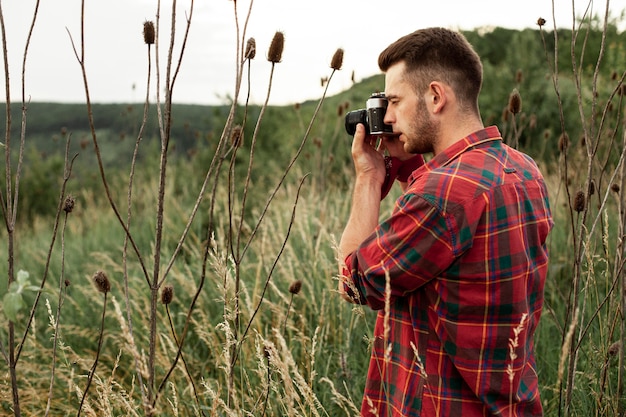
[
  {"x1": 0, "y1": 1, "x2": 44, "y2": 415},
  {"x1": 540, "y1": 1, "x2": 626, "y2": 414},
  {"x1": 2, "y1": 0, "x2": 340, "y2": 413}
]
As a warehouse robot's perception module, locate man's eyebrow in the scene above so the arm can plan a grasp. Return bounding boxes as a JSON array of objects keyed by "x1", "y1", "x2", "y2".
[{"x1": 385, "y1": 94, "x2": 399, "y2": 100}]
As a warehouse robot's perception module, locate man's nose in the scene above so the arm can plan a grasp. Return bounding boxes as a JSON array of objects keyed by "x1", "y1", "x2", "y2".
[{"x1": 383, "y1": 110, "x2": 394, "y2": 124}]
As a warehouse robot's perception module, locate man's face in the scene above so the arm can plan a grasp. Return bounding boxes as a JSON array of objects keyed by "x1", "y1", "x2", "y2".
[{"x1": 383, "y1": 62, "x2": 439, "y2": 155}]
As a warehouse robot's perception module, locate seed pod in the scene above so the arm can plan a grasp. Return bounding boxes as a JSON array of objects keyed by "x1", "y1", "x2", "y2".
[
  {"x1": 161, "y1": 285, "x2": 174, "y2": 305},
  {"x1": 267, "y1": 31, "x2": 284, "y2": 63},
  {"x1": 230, "y1": 125, "x2": 243, "y2": 148},
  {"x1": 574, "y1": 191, "x2": 586, "y2": 212},
  {"x1": 245, "y1": 37, "x2": 256, "y2": 60},
  {"x1": 63, "y1": 195, "x2": 75, "y2": 213},
  {"x1": 288, "y1": 280, "x2": 302, "y2": 295},
  {"x1": 537, "y1": 17, "x2": 546, "y2": 27},
  {"x1": 508, "y1": 89, "x2": 522, "y2": 115},
  {"x1": 93, "y1": 271, "x2": 111, "y2": 294},
  {"x1": 330, "y1": 48, "x2": 344, "y2": 71},
  {"x1": 143, "y1": 21, "x2": 155, "y2": 45}
]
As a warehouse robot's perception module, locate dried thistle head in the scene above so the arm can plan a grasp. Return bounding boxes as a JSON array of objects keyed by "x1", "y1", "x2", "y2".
[
  {"x1": 63, "y1": 195, "x2": 76, "y2": 213},
  {"x1": 288, "y1": 280, "x2": 302, "y2": 295},
  {"x1": 611, "y1": 183, "x2": 620, "y2": 193},
  {"x1": 330, "y1": 48, "x2": 344, "y2": 71},
  {"x1": 161, "y1": 285, "x2": 174, "y2": 305},
  {"x1": 508, "y1": 89, "x2": 522, "y2": 115},
  {"x1": 574, "y1": 191, "x2": 586, "y2": 213},
  {"x1": 267, "y1": 31, "x2": 284, "y2": 63},
  {"x1": 608, "y1": 341, "x2": 621, "y2": 357},
  {"x1": 230, "y1": 125, "x2": 243, "y2": 148},
  {"x1": 143, "y1": 21, "x2": 155, "y2": 45},
  {"x1": 515, "y1": 69, "x2": 523, "y2": 84},
  {"x1": 537, "y1": 17, "x2": 546, "y2": 27},
  {"x1": 93, "y1": 271, "x2": 111, "y2": 294},
  {"x1": 245, "y1": 37, "x2": 256, "y2": 60}
]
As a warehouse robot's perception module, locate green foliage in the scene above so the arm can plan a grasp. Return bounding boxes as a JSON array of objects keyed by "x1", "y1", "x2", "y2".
[
  {"x1": 2, "y1": 270, "x2": 39, "y2": 322},
  {"x1": 2, "y1": 23, "x2": 626, "y2": 416}
]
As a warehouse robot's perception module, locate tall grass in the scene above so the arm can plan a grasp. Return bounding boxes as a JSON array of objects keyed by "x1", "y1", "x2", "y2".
[{"x1": 1, "y1": 0, "x2": 626, "y2": 416}]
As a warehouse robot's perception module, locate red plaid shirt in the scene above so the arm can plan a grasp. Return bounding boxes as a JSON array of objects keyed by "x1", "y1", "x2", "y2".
[{"x1": 342, "y1": 126, "x2": 553, "y2": 416}]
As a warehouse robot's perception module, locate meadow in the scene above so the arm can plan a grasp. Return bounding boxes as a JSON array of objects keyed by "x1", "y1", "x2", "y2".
[{"x1": 2, "y1": 3, "x2": 626, "y2": 417}]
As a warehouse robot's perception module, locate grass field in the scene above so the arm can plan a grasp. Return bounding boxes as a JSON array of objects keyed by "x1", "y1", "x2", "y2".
[{"x1": 2, "y1": 3, "x2": 626, "y2": 416}]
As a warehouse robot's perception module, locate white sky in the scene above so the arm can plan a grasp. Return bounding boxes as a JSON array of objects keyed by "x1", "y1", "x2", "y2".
[{"x1": 1, "y1": 0, "x2": 625, "y2": 105}]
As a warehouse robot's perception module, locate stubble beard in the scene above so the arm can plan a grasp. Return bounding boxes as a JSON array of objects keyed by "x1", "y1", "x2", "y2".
[{"x1": 404, "y1": 100, "x2": 439, "y2": 155}]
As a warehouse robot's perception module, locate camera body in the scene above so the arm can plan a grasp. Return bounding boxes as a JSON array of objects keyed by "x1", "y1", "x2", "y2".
[{"x1": 344, "y1": 93, "x2": 394, "y2": 136}]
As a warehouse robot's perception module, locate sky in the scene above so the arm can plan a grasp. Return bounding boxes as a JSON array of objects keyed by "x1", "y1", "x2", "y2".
[{"x1": 1, "y1": 0, "x2": 626, "y2": 106}]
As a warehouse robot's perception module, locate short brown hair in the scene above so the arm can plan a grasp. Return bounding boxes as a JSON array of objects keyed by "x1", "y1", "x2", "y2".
[{"x1": 378, "y1": 27, "x2": 483, "y2": 113}]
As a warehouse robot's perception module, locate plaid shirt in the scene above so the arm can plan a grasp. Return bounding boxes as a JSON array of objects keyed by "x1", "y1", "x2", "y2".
[{"x1": 342, "y1": 126, "x2": 553, "y2": 416}]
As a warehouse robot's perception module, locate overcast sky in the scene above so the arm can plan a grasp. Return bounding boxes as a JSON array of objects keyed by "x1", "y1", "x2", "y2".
[{"x1": 2, "y1": 0, "x2": 625, "y2": 105}]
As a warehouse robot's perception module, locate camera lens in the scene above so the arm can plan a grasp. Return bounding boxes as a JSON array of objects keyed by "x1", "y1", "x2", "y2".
[{"x1": 344, "y1": 109, "x2": 368, "y2": 136}]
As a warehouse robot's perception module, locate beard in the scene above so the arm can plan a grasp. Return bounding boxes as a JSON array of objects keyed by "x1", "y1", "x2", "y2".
[{"x1": 403, "y1": 98, "x2": 439, "y2": 155}]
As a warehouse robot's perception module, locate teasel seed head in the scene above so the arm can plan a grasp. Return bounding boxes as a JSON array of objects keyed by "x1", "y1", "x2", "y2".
[
  {"x1": 515, "y1": 69, "x2": 523, "y2": 84},
  {"x1": 609, "y1": 341, "x2": 621, "y2": 356},
  {"x1": 161, "y1": 285, "x2": 174, "y2": 305},
  {"x1": 267, "y1": 31, "x2": 284, "y2": 63},
  {"x1": 611, "y1": 183, "x2": 620, "y2": 193},
  {"x1": 508, "y1": 89, "x2": 522, "y2": 115},
  {"x1": 588, "y1": 179, "x2": 595, "y2": 196},
  {"x1": 93, "y1": 270, "x2": 111, "y2": 294},
  {"x1": 143, "y1": 21, "x2": 155, "y2": 45},
  {"x1": 574, "y1": 191, "x2": 586, "y2": 212},
  {"x1": 245, "y1": 37, "x2": 256, "y2": 60},
  {"x1": 288, "y1": 280, "x2": 302, "y2": 295},
  {"x1": 537, "y1": 17, "x2": 546, "y2": 27},
  {"x1": 330, "y1": 48, "x2": 344, "y2": 71},
  {"x1": 230, "y1": 125, "x2": 243, "y2": 148},
  {"x1": 63, "y1": 195, "x2": 75, "y2": 213}
]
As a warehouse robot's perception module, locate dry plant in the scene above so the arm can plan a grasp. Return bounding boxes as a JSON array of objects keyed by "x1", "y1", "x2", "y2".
[
  {"x1": 538, "y1": 1, "x2": 626, "y2": 415},
  {"x1": 0, "y1": 0, "x2": 345, "y2": 415}
]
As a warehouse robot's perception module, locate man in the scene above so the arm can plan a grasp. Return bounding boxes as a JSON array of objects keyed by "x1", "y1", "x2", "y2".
[{"x1": 338, "y1": 27, "x2": 553, "y2": 416}]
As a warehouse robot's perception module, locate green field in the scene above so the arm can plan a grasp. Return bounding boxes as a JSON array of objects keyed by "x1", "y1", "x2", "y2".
[{"x1": 2, "y1": 21, "x2": 626, "y2": 417}]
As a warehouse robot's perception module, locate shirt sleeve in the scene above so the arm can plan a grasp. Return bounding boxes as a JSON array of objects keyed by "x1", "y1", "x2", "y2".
[{"x1": 343, "y1": 192, "x2": 460, "y2": 310}]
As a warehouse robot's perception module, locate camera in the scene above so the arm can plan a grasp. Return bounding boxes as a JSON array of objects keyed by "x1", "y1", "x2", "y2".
[{"x1": 344, "y1": 93, "x2": 394, "y2": 136}]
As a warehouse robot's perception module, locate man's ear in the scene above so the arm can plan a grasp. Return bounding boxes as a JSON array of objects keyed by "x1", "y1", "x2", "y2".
[{"x1": 429, "y1": 81, "x2": 447, "y2": 114}]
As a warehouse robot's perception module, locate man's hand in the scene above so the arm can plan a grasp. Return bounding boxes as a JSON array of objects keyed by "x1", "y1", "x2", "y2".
[{"x1": 351, "y1": 124, "x2": 386, "y2": 186}]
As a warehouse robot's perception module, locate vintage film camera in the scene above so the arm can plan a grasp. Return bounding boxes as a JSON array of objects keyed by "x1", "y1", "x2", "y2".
[{"x1": 344, "y1": 93, "x2": 394, "y2": 136}]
